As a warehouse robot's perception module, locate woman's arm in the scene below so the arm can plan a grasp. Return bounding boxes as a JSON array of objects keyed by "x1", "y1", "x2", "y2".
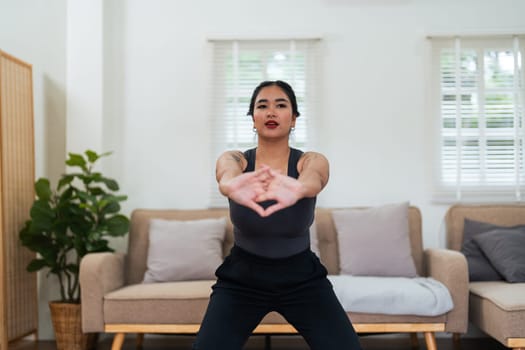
[
  {"x1": 296, "y1": 151, "x2": 330, "y2": 198},
  {"x1": 216, "y1": 150, "x2": 270, "y2": 216},
  {"x1": 216, "y1": 150, "x2": 247, "y2": 196}
]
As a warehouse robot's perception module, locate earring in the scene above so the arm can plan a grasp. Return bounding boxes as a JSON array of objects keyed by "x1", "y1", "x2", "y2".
[
  {"x1": 290, "y1": 127, "x2": 296, "y2": 146},
  {"x1": 253, "y1": 127, "x2": 258, "y2": 144}
]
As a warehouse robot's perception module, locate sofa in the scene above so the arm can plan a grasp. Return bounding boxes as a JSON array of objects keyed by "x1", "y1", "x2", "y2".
[
  {"x1": 80, "y1": 206, "x2": 469, "y2": 350},
  {"x1": 445, "y1": 204, "x2": 525, "y2": 350}
]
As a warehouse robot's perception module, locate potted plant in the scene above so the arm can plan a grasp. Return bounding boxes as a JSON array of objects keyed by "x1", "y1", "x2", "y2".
[{"x1": 19, "y1": 150, "x2": 130, "y2": 350}]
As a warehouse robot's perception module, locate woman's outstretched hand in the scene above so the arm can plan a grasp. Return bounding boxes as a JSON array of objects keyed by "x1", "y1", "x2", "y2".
[
  {"x1": 221, "y1": 166, "x2": 273, "y2": 217},
  {"x1": 225, "y1": 166, "x2": 305, "y2": 217},
  {"x1": 254, "y1": 169, "x2": 304, "y2": 217}
]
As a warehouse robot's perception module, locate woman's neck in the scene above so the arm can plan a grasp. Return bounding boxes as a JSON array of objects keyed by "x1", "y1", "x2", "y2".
[{"x1": 255, "y1": 139, "x2": 290, "y2": 173}]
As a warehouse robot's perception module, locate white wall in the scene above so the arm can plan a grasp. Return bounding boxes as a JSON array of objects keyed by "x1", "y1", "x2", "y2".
[
  {"x1": 103, "y1": 0, "x2": 525, "y2": 251},
  {"x1": 0, "y1": 0, "x2": 67, "y2": 183},
  {"x1": 3, "y1": 0, "x2": 525, "y2": 340}
]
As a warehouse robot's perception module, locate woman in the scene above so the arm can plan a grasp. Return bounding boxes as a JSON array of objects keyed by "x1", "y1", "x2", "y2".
[{"x1": 192, "y1": 81, "x2": 362, "y2": 350}]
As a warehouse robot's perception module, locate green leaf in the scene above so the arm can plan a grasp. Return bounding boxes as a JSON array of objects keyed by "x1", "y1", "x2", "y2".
[
  {"x1": 35, "y1": 178, "x2": 52, "y2": 201},
  {"x1": 70, "y1": 218, "x2": 93, "y2": 236},
  {"x1": 105, "y1": 215, "x2": 130, "y2": 236},
  {"x1": 20, "y1": 231, "x2": 55, "y2": 251},
  {"x1": 57, "y1": 175, "x2": 74, "y2": 190},
  {"x1": 26, "y1": 259, "x2": 49, "y2": 272},
  {"x1": 66, "y1": 153, "x2": 87, "y2": 171},
  {"x1": 101, "y1": 177, "x2": 119, "y2": 191},
  {"x1": 101, "y1": 201, "x2": 120, "y2": 214},
  {"x1": 101, "y1": 194, "x2": 127, "y2": 204},
  {"x1": 77, "y1": 191, "x2": 96, "y2": 205},
  {"x1": 85, "y1": 150, "x2": 99, "y2": 163},
  {"x1": 88, "y1": 187, "x2": 105, "y2": 196},
  {"x1": 58, "y1": 186, "x2": 75, "y2": 202},
  {"x1": 39, "y1": 246, "x2": 60, "y2": 264},
  {"x1": 29, "y1": 200, "x2": 55, "y2": 230},
  {"x1": 113, "y1": 195, "x2": 127, "y2": 202}
]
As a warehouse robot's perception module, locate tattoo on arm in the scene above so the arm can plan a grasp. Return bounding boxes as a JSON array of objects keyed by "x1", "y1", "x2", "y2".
[{"x1": 230, "y1": 151, "x2": 243, "y2": 163}]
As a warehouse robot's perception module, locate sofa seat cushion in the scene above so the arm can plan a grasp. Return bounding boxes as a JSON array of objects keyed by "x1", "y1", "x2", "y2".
[
  {"x1": 103, "y1": 281, "x2": 291, "y2": 325},
  {"x1": 469, "y1": 290, "x2": 525, "y2": 342},
  {"x1": 104, "y1": 281, "x2": 215, "y2": 324},
  {"x1": 328, "y1": 275, "x2": 453, "y2": 316},
  {"x1": 469, "y1": 281, "x2": 525, "y2": 311},
  {"x1": 106, "y1": 280, "x2": 215, "y2": 300}
]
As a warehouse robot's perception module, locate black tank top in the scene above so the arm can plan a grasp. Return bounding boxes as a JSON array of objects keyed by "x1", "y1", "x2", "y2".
[{"x1": 229, "y1": 148, "x2": 316, "y2": 258}]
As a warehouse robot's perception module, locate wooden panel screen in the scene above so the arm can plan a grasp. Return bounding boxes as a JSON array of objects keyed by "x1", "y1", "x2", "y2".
[{"x1": 0, "y1": 50, "x2": 37, "y2": 349}]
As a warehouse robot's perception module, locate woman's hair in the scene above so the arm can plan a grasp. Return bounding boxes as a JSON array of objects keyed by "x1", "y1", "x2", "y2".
[{"x1": 247, "y1": 80, "x2": 301, "y2": 117}]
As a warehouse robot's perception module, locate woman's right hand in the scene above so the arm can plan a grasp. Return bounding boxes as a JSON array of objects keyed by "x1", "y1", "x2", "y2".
[{"x1": 220, "y1": 166, "x2": 272, "y2": 217}]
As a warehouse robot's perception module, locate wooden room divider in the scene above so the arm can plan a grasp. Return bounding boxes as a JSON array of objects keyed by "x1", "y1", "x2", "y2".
[{"x1": 0, "y1": 50, "x2": 37, "y2": 349}]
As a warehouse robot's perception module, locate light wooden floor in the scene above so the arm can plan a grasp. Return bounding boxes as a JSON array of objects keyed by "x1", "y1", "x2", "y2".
[{"x1": 10, "y1": 334, "x2": 508, "y2": 350}]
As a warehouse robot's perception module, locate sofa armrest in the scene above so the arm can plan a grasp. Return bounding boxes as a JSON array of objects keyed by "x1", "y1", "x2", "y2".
[
  {"x1": 424, "y1": 248, "x2": 469, "y2": 334},
  {"x1": 80, "y1": 252, "x2": 126, "y2": 332}
]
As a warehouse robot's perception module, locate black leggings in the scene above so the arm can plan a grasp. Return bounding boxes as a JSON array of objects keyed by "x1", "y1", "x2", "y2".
[{"x1": 192, "y1": 246, "x2": 362, "y2": 350}]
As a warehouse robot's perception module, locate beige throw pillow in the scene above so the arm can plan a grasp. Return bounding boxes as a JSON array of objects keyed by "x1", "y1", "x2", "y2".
[
  {"x1": 332, "y1": 202, "x2": 417, "y2": 277},
  {"x1": 143, "y1": 217, "x2": 227, "y2": 283}
]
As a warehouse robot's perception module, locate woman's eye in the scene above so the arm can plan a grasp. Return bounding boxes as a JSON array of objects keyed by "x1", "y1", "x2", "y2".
[
  {"x1": 277, "y1": 104, "x2": 287, "y2": 108},
  {"x1": 256, "y1": 105, "x2": 267, "y2": 109}
]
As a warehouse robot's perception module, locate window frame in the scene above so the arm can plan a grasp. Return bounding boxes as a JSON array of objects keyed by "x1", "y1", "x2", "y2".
[{"x1": 430, "y1": 35, "x2": 525, "y2": 203}]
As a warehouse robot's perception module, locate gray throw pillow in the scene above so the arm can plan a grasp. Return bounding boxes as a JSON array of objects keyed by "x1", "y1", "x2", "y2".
[
  {"x1": 473, "y1": 229, "x2": 525, "y2": 283},
  {"x1": 143, "y1": 217, "x2": 227, "y2": 283},
  {"x1": 462, "y1": 218, "x2": 525, "y2": 243},
  {"x1": 332, "y1": 202, "x2": 417, "y2": 277},
  {"x1": 461, "y1": 239, "x2": 502, "y2": 281},
  {"x1": 461, "y1": 219, "x2": 525, "y2": 281}
]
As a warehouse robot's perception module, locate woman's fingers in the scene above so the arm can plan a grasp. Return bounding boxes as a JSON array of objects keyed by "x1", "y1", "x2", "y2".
[
  {"x1": 245, "y1": 201, "x2": 266, "y2": 217},
  {"x1": 260, "y1": 202, "x2": 285, "y2": 217},
  {"x1": 228, "y1": 167, "x2": 303, "y2": 217}
]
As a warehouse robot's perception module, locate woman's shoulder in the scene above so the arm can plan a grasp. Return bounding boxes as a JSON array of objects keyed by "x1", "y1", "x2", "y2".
[
  {"x1": 297, "y1": 150, "x2": 329, "y2": 169},
  {"x1": 220, "y1": 149, "x2": 246, "y2": 159},
  {"x1": 298, "y1": 150, "x2": 328, "y2": 160}
]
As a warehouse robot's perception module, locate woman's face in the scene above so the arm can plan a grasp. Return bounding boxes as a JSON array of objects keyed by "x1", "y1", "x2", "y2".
[{"x1": 252, "y1": 85, "x2": 296, "y2": 140}]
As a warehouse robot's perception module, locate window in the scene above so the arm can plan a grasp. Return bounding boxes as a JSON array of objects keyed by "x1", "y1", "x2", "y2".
[
  {"x1": 431, "y1": 35, "x2": 525, "y2": 202},
  {"x1": 208, "y1": 39, "x2": 321, "y2": 207}
]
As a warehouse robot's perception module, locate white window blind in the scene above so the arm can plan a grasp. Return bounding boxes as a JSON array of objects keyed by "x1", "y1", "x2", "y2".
[
  {"x1": 431, "y1": 35, "x2": 525, "y2": 202},
  {"x1": 208, "y1": 39, "x2": 321, "y2": 207}
]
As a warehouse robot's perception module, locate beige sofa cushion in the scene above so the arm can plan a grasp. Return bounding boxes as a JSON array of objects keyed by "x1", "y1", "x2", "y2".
[
  {"x1": 469, "y1": 281, "x2": 525, "y2": 311},
  {"x1": 104, "y1": 280, "x2": 290, "y2": 324},
  {"x1": 104, "y1": 281, "x2": 215, "y2": 324},
  {"x1": 470, "y1": 291, "x2": 525, "y2": 341}
]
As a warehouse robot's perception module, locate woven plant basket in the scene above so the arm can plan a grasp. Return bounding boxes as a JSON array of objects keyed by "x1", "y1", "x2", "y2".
[{"x1": 49, "y1": 302, "x2": 98, "y2": 350}]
